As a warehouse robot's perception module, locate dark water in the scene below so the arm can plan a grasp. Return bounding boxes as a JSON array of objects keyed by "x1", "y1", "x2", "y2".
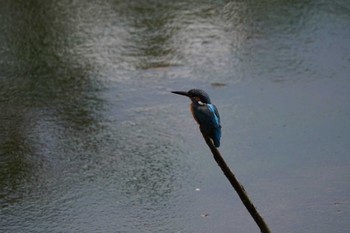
[{"x1": 1, "y1": 1, "x2": 350, "y2": 232}]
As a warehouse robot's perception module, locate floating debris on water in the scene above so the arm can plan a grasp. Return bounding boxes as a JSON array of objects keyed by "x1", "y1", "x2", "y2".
[{"x1": 211, "y1": 82, "x2": 227, "y2": 87}]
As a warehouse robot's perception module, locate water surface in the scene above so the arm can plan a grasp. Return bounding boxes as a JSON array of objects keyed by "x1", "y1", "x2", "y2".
[{"x1": 1, "y1": 1, "x2": 350, "y2": 232}]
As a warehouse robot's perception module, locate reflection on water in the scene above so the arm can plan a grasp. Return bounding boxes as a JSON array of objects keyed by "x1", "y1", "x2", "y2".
[{"x1": 1, "y1": 0, "x2": 350, "y2": 232}]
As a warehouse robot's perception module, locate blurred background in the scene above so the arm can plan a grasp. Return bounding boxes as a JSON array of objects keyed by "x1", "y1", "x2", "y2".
[{"x1": 0, "y1": 0, "x2": 349, "y2": 232}]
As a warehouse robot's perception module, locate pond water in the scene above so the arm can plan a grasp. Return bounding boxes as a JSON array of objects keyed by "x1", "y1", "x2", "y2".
[{"x1": 1, "y1": 1, "x2": 350, "y2": 232}]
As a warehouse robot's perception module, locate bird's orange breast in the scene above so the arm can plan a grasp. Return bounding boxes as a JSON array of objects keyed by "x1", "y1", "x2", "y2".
[{"x1": 190, "y1": 103, "x2": 200, "y2": 125}]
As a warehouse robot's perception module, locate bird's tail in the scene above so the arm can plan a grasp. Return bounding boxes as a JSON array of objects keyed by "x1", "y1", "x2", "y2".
[
  {"x1": 200, "y1": 126, "x2": 221, "y2": 147},
  {"x1": 213, "y1": 137, "x2": 220, "y2": 147},
  {"x1": 212, "y1": 128, "x2": 221, "y2": 147}
]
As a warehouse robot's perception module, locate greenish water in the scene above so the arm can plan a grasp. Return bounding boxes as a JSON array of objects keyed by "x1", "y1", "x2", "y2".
[{"x1": 1, "y1": 1, "x2": 350, "y2": 232}]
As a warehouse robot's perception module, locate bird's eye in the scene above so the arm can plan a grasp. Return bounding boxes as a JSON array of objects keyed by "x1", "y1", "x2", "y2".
[{"x1": 195, "y1": 97, "x2": 200, "y2": 102}]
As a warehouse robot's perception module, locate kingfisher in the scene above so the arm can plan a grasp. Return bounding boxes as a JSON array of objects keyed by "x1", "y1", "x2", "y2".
[{"x1": 172, "y1": 89, "x2": 221, "y2": 147}]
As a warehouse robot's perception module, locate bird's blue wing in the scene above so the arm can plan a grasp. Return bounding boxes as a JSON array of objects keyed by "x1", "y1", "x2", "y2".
[
  {"x1": 193, "y1": 104, "x2": 221, "y2": 147},
  {"x1": 206, "y1": 104, "x2": 221, "y2": 128},
  {"x1": 207, "y1": 104, "x2": 221, "y2": 147}
]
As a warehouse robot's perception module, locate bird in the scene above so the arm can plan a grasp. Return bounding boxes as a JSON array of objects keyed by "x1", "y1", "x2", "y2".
[{"x1": 171, "y1": 89, "x2": 221, "y2": 147}]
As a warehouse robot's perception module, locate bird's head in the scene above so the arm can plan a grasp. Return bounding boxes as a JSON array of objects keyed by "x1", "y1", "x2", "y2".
[{"x1": 172, "y1": 89, "x2": 211, "y2": 104}]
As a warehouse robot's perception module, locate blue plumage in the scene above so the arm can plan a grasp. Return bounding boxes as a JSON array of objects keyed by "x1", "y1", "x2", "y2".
[
  {"x1": 172, "y1": 89, "x2": 222, "y2": 147},
  {"x1": 206, "y1": 104, "x2": 221, "y2": 147}
]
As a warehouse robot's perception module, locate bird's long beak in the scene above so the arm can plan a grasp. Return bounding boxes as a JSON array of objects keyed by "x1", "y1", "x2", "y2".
[{"x1": 171, "y1": 91, "x2": 189, "y2": 97}]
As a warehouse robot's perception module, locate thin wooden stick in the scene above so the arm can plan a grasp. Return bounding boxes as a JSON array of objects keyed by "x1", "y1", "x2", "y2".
[{"x1": 203, "y1": 135, "x2": 271, "y2": 233}]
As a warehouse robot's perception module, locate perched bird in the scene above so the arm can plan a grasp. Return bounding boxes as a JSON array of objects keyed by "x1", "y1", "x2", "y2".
[{"x1": 171, "y1": 89, "x2": 221, "y2": 147}]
